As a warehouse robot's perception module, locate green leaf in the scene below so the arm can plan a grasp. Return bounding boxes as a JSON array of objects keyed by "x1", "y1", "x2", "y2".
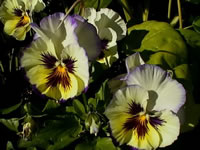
[
  {"x1": 73, "y1": 99, "x2": 87, "y2": 119},
  {"x1": 42, "y1": 100, "x2": 60, "y2": 113},
  {"x1": 18, "y1": 115, "x2": 82, "y2": 149},
  {"x1": 6, "y1": 141, "x2": 14, "y2": 150},
  {"x1": 96, "y1": 137, "x2": 119, "y2": 150},
  {"x1": 75, "y1": 137, "x2": 119, "y2": 150},
  {"x1": 75, "y1": 0, "x2": 112, "y2": 14},
  {"x1": 176, "y1": 29, "x2": 200, "y2": 132},
  {"x1": 178, "y1": 29, "x2": 200, "y2": 49},
  {"x1": 75, "y1": 140, "x2": 95, "y2": 150},
  {"x1": 192, "y1": 16, "x2": 200, "y2": 33},
  {"x1": 0, "y1": 118, "x2": 19, "y2": 132},
  {"x1": 95, "y1": 79, "x2": 112, "y2": 112},
  {"x1": 185, "y1": 0, "x2": 200, "y2": 4},
  {"x1": 88, "y1": 98, "x2": 97, "y2": 109},
  {"x1": 127, "y1": 21, "x2": 188, "y2": 69},
  {"x1": 0, "y1": 100, "x2": 22, "y2": 115}
]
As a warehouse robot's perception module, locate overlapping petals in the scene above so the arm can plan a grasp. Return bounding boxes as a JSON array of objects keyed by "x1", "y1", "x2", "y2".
[
  {"x1": 105, "y1": 85, "x2": 180, "y2": 150},
  {"x1": 21, "y1": 13, "x2": 91, "y2": 101},
  {"x1": 126, "y1": 64, "x2": 186, "y2": 113},
  {"x1": 83, "y1": 8, "x2": 127, "y2": 65},
  {"x1": 0, "y1": 0, "x2": 45, "y2": 40}
]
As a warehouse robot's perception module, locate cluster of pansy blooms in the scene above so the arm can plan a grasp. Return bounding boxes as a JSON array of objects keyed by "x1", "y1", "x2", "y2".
[{"x1": 0, "y1": 0, "x2": 186, "y2": 150}]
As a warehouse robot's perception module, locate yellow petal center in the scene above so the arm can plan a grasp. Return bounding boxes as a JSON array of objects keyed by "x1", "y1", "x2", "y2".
[
  {"x1": 56, "y1": 65, "x2": 66, "y2": 74},
  {"x1": 21, "y1": 15, "x2": 30, "y2": 25},
  {"x1": 138, "y1": 115, "x2": 147, "y2": 124}
]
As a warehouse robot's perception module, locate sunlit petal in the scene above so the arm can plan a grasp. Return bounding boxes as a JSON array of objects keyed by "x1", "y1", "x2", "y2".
[{"x1": 126, "y1": 64, "x2": 186, "y2": 113}]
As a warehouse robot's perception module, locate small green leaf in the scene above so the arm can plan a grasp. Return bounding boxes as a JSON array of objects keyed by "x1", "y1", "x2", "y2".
[
  {"x1": 0, "y1": 118, "x2": 19, "y2": 132},
  {"x1": 88, "y1": 98, "x2": 97, "y2": 109},
  {"x1": 42, "y1": 100, "x2": 60, "y2": 112},
  {"x1": 192, "y1": 16, "x2": 200, "y2": 33},
  {"x1": 0, "y1": 100, "x2": 22, "y2": 115},
  {"x1": 6, "y1": 141, "x2": 14, "y2": 150},
  {"x1": 73, "y1": 99, "x2": 86, "y2": 119},
  {"x1": 96, "y1": 137, "x2": 118, "y2": 150}
]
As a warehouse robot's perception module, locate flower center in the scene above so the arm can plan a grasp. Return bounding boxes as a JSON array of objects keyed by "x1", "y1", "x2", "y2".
[
  {"x1": 40, "y1": 52, "x2": 76, "y2": 89},
  {"x1": 46, "y1": 65, "x2": 71, "y2": 89},
  {"x1": 21, "y1": 15, "x2": 30, "y2": 25},
  {"x1": 56, "y1": 65, "x2": 66, "y2": 74},
  {"x1": 138, "y1": 114, "x2": 147, "y2": 124},
  {"x1": 16, "y1": 13, "x2": 30, "y2": 27}
]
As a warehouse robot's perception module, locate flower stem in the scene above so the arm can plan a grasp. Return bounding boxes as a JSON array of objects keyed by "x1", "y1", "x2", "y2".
[
  {"x1": 0, "y1": 61, "x2": 4, "y2": 73},
  {"x1": 168, "y1": 0, "x2": 172, "y2": 19},
  {"x1": 82, "y1": 93, "x2": 89, "y2": 113},
  {"x1": 57, "y1": 0, "x2": 81, "y2": 29},
  {"x1": 143, "y1": 0, "x2": 150, "y2": 22},
  {"x1": 177, "y1": 0, "x2": 183, "y2": 28}
]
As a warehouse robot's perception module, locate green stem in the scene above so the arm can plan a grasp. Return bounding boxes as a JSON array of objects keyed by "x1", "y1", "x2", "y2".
[
  {"x1": 57, "y1": 0, "x2": 81, "y2": 29},
  {"x1": 120, "y1": 0, "x2": 132, "y2": 22},
  {"x1": 168, "y1": 0, "x2": 172, "y2": 19},
  {"x1": 9, "y1": 48, "x2": 14, "y2": 72},
  {"x1": 0, "y1": 61, "x2": 4, "y2": 73},
  {"x1": 143, "y1": 0, "x2": 150, "y2": 22},
  {"x1": 82, "y1": 93, "x2": 88, "y2": 113},
  {"x1": 177, "y1": 0, "x2": 183, "y2": 28},
  {"x1": 184, "y1": 25, "x2": 193, "y2": 29}
]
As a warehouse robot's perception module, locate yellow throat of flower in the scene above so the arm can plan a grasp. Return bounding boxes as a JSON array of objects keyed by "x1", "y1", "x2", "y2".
[
  {"x1": 138, "y1": 114, "x2": 147, "y2": 124},
  {"x1": 21, "y1": 15, "x2": 30, "y2": 25}
]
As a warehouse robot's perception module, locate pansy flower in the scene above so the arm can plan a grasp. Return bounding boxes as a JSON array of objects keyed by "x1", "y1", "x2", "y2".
[
  {"x1": 83, "y1": 8, "x2": 127, "y2": 65},
  {"x1": 21, "y1": 13, "x2": 95, "y2": 101},
  {"x1": 105, "y1": 52, "x2": 186, "y2": 149},
  {"x1": 105, "y1": 85, "x2": 182, "y2": 149},
  {"x1": 0, "y1": 0, "x2": 45, "y2": 40}
]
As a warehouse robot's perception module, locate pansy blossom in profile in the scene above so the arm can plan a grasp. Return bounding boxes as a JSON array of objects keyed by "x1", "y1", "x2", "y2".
[
  {"x1": 21, "y1": 13, "x2": 93, "y2": 101},
  {"x1": 83, "y1": 8, "x2": 127, "y2": 66},
  {"x1": 0, "y1": 0, "x2": 45, "y2": 40}
]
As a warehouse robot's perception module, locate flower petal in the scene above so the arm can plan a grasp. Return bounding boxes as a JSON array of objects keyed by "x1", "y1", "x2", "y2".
[
  {"x1": 128, "y1": 122, "x2": 161, "y2": 150},
  {"x1": 73, "y1": 15, "x2": 101, "y2": 60},
  {"x1": 126, "y1": 64, "x2": 186, "y2": 113},
  {"x1": 155, "y1": 110, "x2": 180, "y2": 147},
  {"x1": 125, "y1": 52, "x2": 145, "y2": 77},
  {"x1": 61, "y1": 44, "x2": 89, "y2": 89},
  {"x1": 59, "y1": 73, "x2": 78, "y2": 100},
  {"x1": 105, "y1": 85, "x2": 149, "y2": 145},
  {"x1": 13, "y1": 24, "x2": 30, "y2": 40},
  {"x1": 96, "y1": 8, "x2": 127, "y2": 40},
  {"x1": 4, "y1": 18, "x2": 19, "y2": 35}
]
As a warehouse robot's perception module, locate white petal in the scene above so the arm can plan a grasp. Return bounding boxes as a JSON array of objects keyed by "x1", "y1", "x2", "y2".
[
  {"x1": 125, "y1": 52, "x2": 145, "y2": 76},
  {"x1": 155, "y1": 110, "x2": 180, "y2": 147},
  {"x1": 105, "y1": 85, "x2": 148, "y2": 118},
  {"x1": 74, "y1": 15, "x2": 101, "y2": 60},
  {"x1": 97, "y1": 8, "x2": 127, "y2": 40},
  {"x1": 61, "y1": 44, "x2": 89, "y2": 88},
  {"x1": 126, "y1": 64, "x2": 186, "y2": 113}
]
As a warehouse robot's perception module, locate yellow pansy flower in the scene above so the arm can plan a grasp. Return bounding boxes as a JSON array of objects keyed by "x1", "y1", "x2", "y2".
[{"x1": 0, "y1": 0, "x2": 45, "y2": 40}]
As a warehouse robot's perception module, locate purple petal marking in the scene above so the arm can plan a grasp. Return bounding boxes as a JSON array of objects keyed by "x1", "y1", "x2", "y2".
[
  {"x1": 128, "y1": 101, "x2": 144, "y2": 115},
  {"x1": 149, "y1": 116, "x2": 165, "y2": 128},
  {"x1": 40, "y1": 52, "x2": 57, "y2": 69},
  {"x1": 123, "y1": 115, "x2": 148, "y2": 139}
]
